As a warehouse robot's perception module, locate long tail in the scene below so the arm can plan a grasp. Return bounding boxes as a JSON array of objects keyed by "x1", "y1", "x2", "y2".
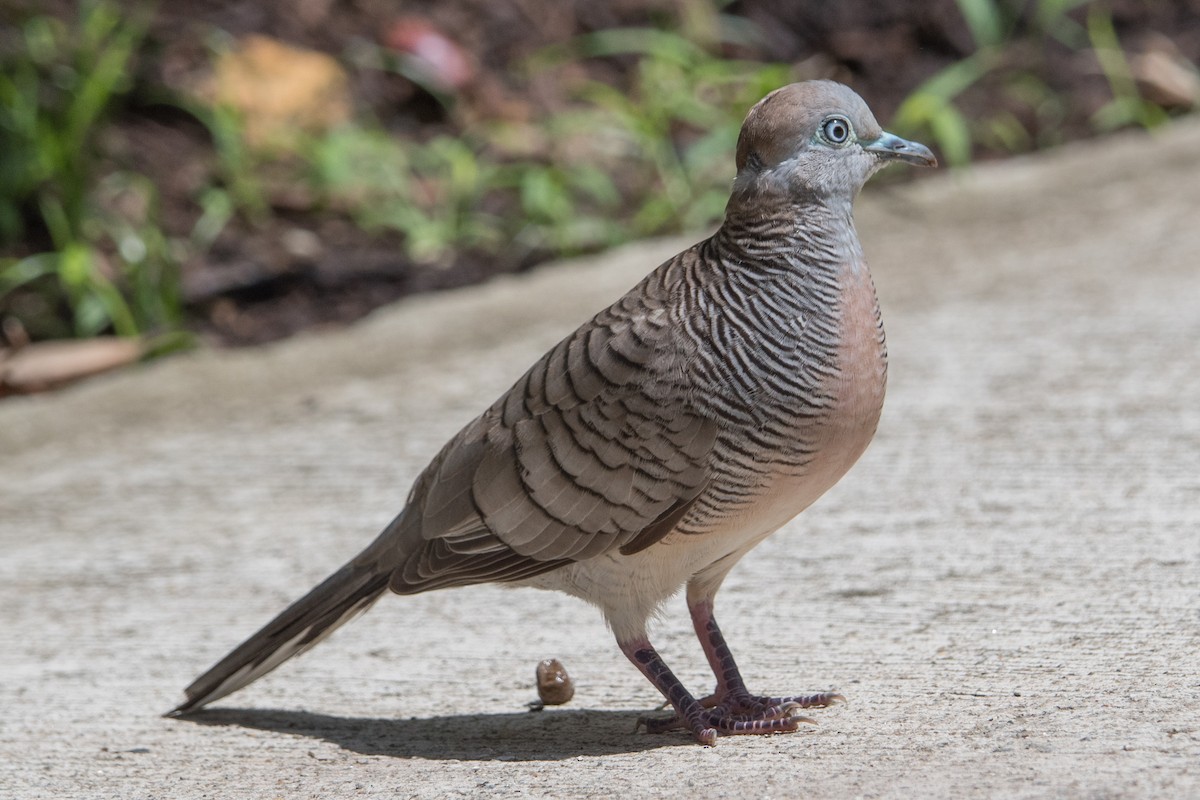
[{"x1": 168, "y1": 547, "x2": 393, "y2": 716}]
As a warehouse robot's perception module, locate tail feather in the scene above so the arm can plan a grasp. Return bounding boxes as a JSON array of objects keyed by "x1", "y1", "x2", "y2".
[{"x1": 168, "y1": 556, "x2": 391, "y2": 716}]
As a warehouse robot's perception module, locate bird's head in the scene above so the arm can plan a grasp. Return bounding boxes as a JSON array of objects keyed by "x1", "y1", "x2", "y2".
[{"x1": 730, "y1": 81, "x2": 936, "y2": 209}]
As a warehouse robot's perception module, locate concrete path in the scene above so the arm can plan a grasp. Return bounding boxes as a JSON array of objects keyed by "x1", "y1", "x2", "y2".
[{"x1": 3, "y1": 120, "x2": 1198, "y2": 799}]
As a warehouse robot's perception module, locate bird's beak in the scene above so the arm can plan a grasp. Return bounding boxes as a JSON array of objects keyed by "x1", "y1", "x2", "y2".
[{"x1": 863, "y1": 131, "x2": 937, "y2": 167}]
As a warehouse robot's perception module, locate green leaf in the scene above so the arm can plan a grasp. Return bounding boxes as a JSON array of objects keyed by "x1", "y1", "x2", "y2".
[
  {"x1": 58, "y1": 242, "x2": 91, "y2": 290},
  {"x1": 1035, "y1": 0, "x2": 1092, "y2": 46},
  {"x1": 520, "y1": 169, "x2": 567, "y2": 221},
  {"x1": 567, "y1": 165, "x2": 621, "y2": 207},
  {"x1": 0, "y1": 253, "x2": 58, "y2": 296},
  {"x1": 72, "y1": 292, "x2": 111, "y2": 337},
  {"x1": 930, "y1": 107, "x2": 974, "y2": 167},
  {"x1": 570, "y1": 28, "x2": 708, "y2": 66},
  {"x1": 954, "y1": 0, "x2": 1007, "y2": 48},
  {"x1": 1086, "y1": 6, "x2": 1168, "y2": 133}
]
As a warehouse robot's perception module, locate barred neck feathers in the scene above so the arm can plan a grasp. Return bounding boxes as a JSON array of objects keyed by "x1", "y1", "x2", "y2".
[
  {"x1": 676, "y1": 211, "x2": 854, "y2": 421},
  {"x1": 716, "y1": 199, "x2": 865, "y2": 279}
]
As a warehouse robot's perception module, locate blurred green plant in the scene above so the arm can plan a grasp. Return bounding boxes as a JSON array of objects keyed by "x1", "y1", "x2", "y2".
[
  {"x1": 197, "y1": 103, "x2": 270, "y2": 222},
  {"x1": 306, "y1": 122, "x2": 624, "y2": 263},
  {"x1": 307, "y1": 126, "x2": 501, "y2": 264},
  {"x1": 6, "y1": 0, "x2": 1182, "y2": 350},
  {"x1": 537, "y1": 25, "x2": 793, "y2": 236},
  {"x1": 891, "y1": 50, "x2": 1002, "y2": 167},
  {"x1": 498, "y1": 156, "x2": 625, "y2": 256},
  {"x1": 890, "y1": 0, "x2": 1170, "y2": 167},
  {"x1": 1086, "y1": 6, "x2": 1169, "y2": 131},
  {"x1": 300, "y1": 15, "x2": 791, "y2": 265},
  {"x1": 0, "y1": 0, "x2": 185, "y2": 340}
]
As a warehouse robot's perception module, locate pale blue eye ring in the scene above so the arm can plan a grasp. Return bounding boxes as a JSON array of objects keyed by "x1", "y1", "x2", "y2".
[{"x1": 822, "y1": 116, "x2": 851, "y2": 144}]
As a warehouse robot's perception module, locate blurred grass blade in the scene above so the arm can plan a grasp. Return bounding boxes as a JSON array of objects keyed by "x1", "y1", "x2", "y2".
[
  {"x1": 954, "y1": 0, "x2": 1006, "y2": 48},
  {"x1": 1087, "y1": 6, "x2": 1169, "y2": 131},
  {"x1": 1035, "y1": 0, "x2": 1092, "y2": 46},
  {"x1": 562, "y1": 27, "x2": 709, "y2": 65},
  {"x1": 0, "y1": 254, "x2": 58, "y2": 295},
  {"x1": 891, "y1": 50, "x2": 999, "y2": 166}
]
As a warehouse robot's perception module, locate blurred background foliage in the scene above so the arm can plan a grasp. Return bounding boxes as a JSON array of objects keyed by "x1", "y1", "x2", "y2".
[{"x1": 0, "y1": 0, "x2": 1197, "y2": 358}]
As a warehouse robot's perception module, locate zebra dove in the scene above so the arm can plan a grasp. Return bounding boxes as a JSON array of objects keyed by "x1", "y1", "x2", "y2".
[{"x1": 170, "y1": 81, "x2": 935, "y2": 745}]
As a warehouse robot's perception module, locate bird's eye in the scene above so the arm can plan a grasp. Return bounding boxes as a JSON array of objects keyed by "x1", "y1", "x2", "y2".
[{"x1": 821, "y1": 116, "x2": 852, "y2": 145}]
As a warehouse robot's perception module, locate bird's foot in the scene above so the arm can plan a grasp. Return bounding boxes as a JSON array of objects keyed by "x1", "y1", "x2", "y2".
[
  {"x1": 638, "y1": 691, "x2": 843, "y2": 743},
  {"x1": 699, "y1": 688, "x2": 845, "y2": 715}
]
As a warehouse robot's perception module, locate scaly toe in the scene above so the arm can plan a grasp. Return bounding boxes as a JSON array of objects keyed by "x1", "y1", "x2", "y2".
[
  {"x1": 787, "y1": 691, "x2": 845, "y2": 708},
  {"x1": 746, "y1": 691, "x2": 845, "y2": 711}
]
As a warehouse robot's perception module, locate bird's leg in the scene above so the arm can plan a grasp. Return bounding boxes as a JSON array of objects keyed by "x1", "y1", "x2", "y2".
[
  {"x1": 689, "y1": 599, "x2": 844, "y2": 720},
  {"x1": 619, "y1": 638, "x2": 718, "y2": 745},
  {"x1": 620, "y1": 635, "x2": 826, "y2": 744}
]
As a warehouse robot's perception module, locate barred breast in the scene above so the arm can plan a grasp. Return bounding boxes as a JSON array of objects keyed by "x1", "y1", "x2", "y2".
[{"x1": 524, "y1": 212, "x2": 888, "y2": 638}]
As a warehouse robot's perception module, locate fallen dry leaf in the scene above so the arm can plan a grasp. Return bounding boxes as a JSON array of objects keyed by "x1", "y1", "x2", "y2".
[
  {"x1": 203, "y1": 35, "x2": 352, "y2": 149},
  {"x1": 0, "y1": 338, "x2": 146, "y2": 397},
  {"x1": 1132, "y1": 33, "x2": 1200, "y2": 109},
  {"x1": 383, "y1": 17, "x2": 475, "y2": 92}
]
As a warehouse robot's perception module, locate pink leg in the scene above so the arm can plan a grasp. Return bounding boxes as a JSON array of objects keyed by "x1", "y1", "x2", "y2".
[
  {"x1": 620, "y1": 630, "x2": 835, "y2": 745},
  {"x1": 620, "y1": 639, "x2": 717, "y2": 746},
  {"x1": 689, "y1": 599, "x2": 844, "y2": 717}
]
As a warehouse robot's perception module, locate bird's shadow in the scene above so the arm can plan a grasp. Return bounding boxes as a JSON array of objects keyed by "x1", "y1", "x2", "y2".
[{"x1": 179, "y1": 706, "x2": 695, "y2": 761}]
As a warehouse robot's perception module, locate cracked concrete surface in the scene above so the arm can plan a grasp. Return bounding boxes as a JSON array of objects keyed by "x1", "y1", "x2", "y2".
[{"x1": 2, "y1": 118, "x2": 1199, "y2": 799}]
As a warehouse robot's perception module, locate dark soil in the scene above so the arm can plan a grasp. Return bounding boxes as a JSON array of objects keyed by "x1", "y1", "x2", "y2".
[{"x1": 7, "y1": 0, "x2": 1200, "y2": 345}]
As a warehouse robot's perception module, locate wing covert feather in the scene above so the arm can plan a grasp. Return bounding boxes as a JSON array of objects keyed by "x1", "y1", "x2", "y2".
[{"x1": 390, "y1": 264, "x2": 716, "y2": 593}]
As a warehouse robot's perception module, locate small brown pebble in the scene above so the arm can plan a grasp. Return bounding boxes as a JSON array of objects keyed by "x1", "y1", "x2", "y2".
[{"x1": 535, "y1": 658, "x2": 575, "y2": 706}]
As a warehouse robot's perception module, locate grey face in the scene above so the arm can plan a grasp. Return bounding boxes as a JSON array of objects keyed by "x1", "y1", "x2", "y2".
[{"x1": 732, "y1": 81, "x2": 936, "y2": 204}]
